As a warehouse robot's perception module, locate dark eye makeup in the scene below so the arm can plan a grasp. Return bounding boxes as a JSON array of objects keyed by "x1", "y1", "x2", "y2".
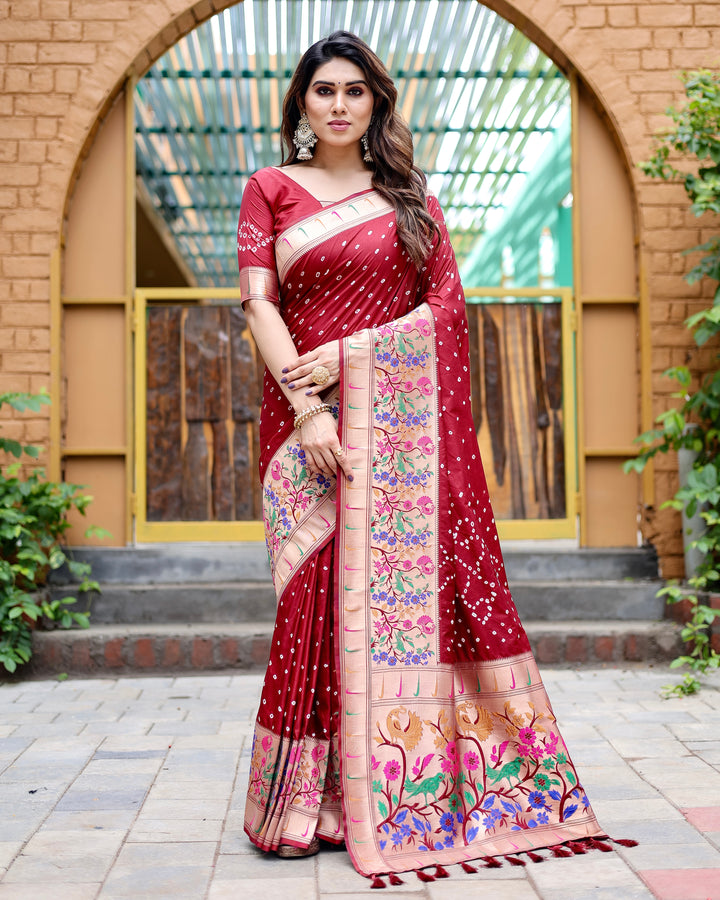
[{"x1": 314, "y1": 86, "x2": 365, "y2": 96}]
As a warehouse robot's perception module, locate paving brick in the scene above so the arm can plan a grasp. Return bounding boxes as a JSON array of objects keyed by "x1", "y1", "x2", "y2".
[
  {"x1": 566, "y1": 635, "x2": 588, "y2": 663},
  {"x1": 69, "y1": 638, "x2": 93, "y2": 672},
  {"x1": 533, "y1": 635, "x2": 563, "y2": 665},
  {"x1": 160, "y1": 637, "x2": 183, "y2": 668},
  {"x1": 219, "y1": 638, "x2": 239, "y2": 665},
  {"x1": 209, "y1": 877, "x2": 317, "y2": 900},
  {"x1": 639, "y1": 868, "x2": 720, "y2": 900},
  {"x1": 0, "y1": 885, "x2": 101, "y2": 899},
  {"x1": 191, "y1": 638, "x2": 214, "y2": 668},
  {"x1": 593, "y1": 635, "x2": 616, "y2": 661},
  {"x1": 103, "y1": 637, "x2": 125, "y2": 669},
  {"x1": 132, "y1": 638, "x2": 156, "y2": 669},
  {"x1": 5, "y1": 668, "x2": 720, "y2": 895}
]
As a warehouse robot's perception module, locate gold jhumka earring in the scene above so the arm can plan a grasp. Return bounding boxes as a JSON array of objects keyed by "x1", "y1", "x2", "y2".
[
  {"x1": 293, "y1": 113, "x2": 318, "y2": 160},
  {"x1": 361, "y1": 130, "x2": 372, "y2": 163}
]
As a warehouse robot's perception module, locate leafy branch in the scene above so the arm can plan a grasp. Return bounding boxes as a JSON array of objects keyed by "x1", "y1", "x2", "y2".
[{"x1": 625, "y1": 70, "x2": 720, "y2": 695}]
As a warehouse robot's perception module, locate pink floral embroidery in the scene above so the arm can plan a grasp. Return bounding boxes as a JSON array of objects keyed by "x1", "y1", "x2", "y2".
[
  {"x1": 262, "y1": 401, "x2": 339, "y2": 579},
  {"x1": 369, "y1": 315, "x2": 438, "y2": 668},
  {"x1": 371, "y1": 698, "x2": 592, "y2": 854},
  {"x1": 247, "y1": 727, "x2": 339, "y2": 822}
]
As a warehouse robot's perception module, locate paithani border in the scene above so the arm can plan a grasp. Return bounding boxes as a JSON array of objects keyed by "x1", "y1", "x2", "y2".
[
  {"x1": 275, "y1": 191, "x2": 394, "y2": 284},
  {"x1": 239, "y1": 264, "x2": 279, "y2": 304},
  {"x1": 336, "y1": 323, "x2": 377, "y2": 873},
  {"x1": 271, "y1": 492, "x2": 336, "y2": 603},
  {"x1": 244, "y1": 723, "x2": 343, "y2": 849},
  {"x1": 365, "y1": 654, "x2": 603, "y2": 872},
  {"x1": 337, "y1": 304, "x2": 442, "y2": 877},
  {"x1": 263, "y1": 434, "x2": 338, "y2": 604},
  {"x1": 336, "y1": 308, "x2": 603, "y2": 878}
]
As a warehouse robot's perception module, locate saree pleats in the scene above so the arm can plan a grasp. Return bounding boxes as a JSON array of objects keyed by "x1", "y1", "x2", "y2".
[{"x1": 245, "y1": 539, "x2": 342, "y2": 849}]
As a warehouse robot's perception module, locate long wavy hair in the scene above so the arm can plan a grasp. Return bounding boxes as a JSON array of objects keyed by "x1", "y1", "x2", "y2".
[{"x1": 280, "y1": 31, "x2": 439, "y2": 267}]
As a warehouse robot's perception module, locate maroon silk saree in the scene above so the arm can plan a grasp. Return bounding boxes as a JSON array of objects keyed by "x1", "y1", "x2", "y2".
[{"x1": 238, "y1": 167, "x2": 606, "y2": 878}]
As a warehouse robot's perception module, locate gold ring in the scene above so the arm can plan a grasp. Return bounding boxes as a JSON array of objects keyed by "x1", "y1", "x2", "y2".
[
  {"x1": 333, "y1": 447, "x2": 343, "y2": 458},
  {"x1": 311, "y1": 365, "x2": 330, "y2": 385}
]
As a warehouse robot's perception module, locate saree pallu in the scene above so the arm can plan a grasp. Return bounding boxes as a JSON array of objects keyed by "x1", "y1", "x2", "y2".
[{"x1": 240, "y1": 169, "x2": 606, "y2": 876}]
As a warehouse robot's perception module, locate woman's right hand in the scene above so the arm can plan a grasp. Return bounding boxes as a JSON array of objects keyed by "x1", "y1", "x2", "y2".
[{"x1": 299, "y1": 411, "x2": 354, "y2": 482}]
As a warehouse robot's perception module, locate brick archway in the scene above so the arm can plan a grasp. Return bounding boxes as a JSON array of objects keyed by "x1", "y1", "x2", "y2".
[
  {"x1": 59, "y1": 0, "x2": 643, "y2": 228},
  {"x1": 57, "y1": 1, "x2": 647, "y2": 554},
  {"x1": 4, "y1": 0, "x2": 715, "y2": 571}
]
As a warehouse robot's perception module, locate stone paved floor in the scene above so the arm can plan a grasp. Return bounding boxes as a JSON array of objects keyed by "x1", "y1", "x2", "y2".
[{"x1": 0, "y1": 666, "x2": 719, "y2": 900}]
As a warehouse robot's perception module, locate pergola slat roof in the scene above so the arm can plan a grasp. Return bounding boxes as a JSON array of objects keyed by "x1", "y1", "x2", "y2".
[{"x1": 135, "y1": 0, "x2": 569, "y2": 286}]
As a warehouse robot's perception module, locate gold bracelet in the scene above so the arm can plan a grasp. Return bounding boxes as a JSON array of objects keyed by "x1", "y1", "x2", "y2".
[{"x1": 293, "y1": 403, "x2": 331, "y2": 430}]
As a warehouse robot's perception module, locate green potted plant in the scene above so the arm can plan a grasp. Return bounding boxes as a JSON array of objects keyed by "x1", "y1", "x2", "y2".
[
  {"x1": 0, "y1": 391, "x2": 106, "y2": 674},
  {"x1": 625, "y1": 69, "x2": 720, "y2": 695}
]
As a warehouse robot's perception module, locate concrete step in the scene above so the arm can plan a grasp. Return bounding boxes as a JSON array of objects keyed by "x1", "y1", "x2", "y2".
[
  {"x1": 28, "y1": 619, "x2": 683, "y2": 677},
  {"x1": 505, "y1": 546, "x2": 658, "y2": 580},
  {"x1": 52, "y1": 575, "x2": 663, "y2": 624},
  {"x1": 51, "y1": 544, "x2": 662, "y2": 623},
  {"x1": 55, "y1": 582, "x2": 278, "y2": 625},
  {"x1": 53, "y1": 543, "x2": 659, "y2": 585},
  {"x1": 52, "y1": 543, "x2": 272, "y2": 585},
  {"x1": 511, "y1": 580, "x2": 664, "y2": 621}
]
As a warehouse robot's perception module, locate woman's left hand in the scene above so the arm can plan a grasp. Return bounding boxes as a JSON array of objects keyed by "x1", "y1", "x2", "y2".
[{"x1": 280, "y1": 341, "x2": 340, "y2": 397}]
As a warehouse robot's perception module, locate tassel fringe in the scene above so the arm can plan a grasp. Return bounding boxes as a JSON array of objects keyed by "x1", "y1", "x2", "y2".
[
  {"x1": 567, "y1": 841, "x2": 588, "y2": 855},
  {"x1": 372, "y1": 834, "x2": 636, "y2": 887},
  {"x1": 606, "y1": 836, "x2": 638, "y2": 848},
  {"x1": 588, "y1": 837, "x2": 613, "y2": 853}
]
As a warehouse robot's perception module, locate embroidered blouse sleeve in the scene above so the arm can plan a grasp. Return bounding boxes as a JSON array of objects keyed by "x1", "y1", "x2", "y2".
[{"x1": 237, "y1": 173, "x2": 280, "y2": 306}]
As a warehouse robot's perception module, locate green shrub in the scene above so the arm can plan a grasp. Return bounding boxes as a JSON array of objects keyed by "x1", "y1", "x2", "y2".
[{"x1": 0, "y1": 391, "x2": 107, "y2": 674}]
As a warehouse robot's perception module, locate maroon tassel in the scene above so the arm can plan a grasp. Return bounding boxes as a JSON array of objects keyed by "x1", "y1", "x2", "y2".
[
  {"x1": 588, "y1": 837, "x2": 613, "y2": 853},
  {"x1": 388, "y1": 873, "x2": 404, "y2": 886},
  {"x1": 550, "y1": 845, "x2": 573, "y2": 858},
  {"x1": 525, "y1": 850, "x2": 544, "y2": 863},
  {"x1": 370, "y1": 875, "x2": 386, "y2": 889},
  {"x1": 482, "y1": 855, "x2": 502, "y2": 868},
  {"x1": 609, "y1": 837, "x2": 638, "y2": 847},
  {"x1": 434, "y1": 865, "x2": 450, "y2": 878},
  {"x1": 567, "y1": 840, "x2": 588, "y2": 855},
  {"x1": 416, "y1": 870, "x2": 435, "y2": 883},
  {"x1": 504, "y1": 854, "x2": 526, "y2": 867},
  {"x1": 460, "y1": 861, "x2": 478, "y2": 873}
]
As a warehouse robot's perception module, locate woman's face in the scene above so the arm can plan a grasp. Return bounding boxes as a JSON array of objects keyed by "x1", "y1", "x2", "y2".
[{"x1": 302, "y1": 57, "x2": 374, "y2": 153}]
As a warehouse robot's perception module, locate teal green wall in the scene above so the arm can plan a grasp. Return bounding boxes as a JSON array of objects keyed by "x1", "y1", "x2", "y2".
[{"x1": 461, "y1": 114, "x2": 572, "y2": 289}]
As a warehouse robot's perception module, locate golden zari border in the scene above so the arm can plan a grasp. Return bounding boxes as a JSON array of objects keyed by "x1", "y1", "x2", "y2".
[{"x1": 275, "y1": 192, "x2": 394, "y2": 284}]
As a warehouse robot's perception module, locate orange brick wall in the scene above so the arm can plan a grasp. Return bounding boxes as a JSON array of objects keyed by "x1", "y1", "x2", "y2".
[{"x1": 1, "y1": 0, "x2": 719, "y2": 572}]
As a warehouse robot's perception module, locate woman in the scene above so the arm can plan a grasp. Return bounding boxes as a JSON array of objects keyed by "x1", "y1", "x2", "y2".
[{"x1": 238, "y1": 31, "x2": 624, "y2": 883}]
